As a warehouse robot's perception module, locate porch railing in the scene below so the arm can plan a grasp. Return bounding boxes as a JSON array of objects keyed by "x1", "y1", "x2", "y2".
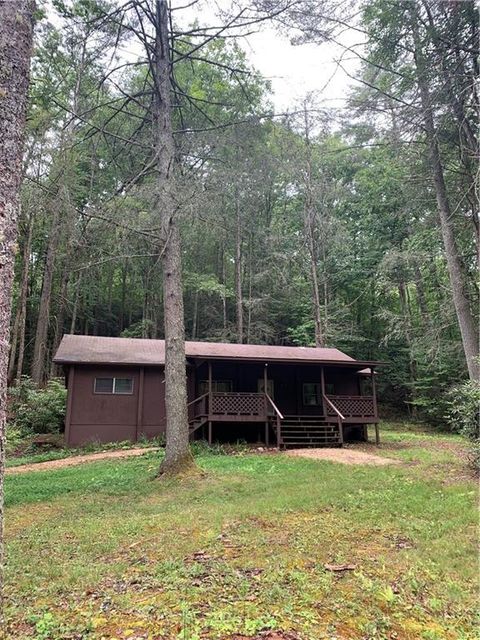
[
  {"x1": 210, "y1": 391, "x2": 266, "y2": 416},
  {"x1": 189, "y1": 391, "x2": 376, "y2": 426},
  {"x1": 325, "y1": 395, "x2": 376, "y2": 419}
]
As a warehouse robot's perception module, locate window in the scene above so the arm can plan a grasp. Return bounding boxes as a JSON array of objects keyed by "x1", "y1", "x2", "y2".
[
  {"x1": 94, "y1": 378, "x2": 114, "y2": 394},
  {"x1": 303, "y1": 382, "x2": 321, "y2": 406},
  {"x1": 199, "y1": 380, "x2": 233, "y2": 394},
  {"x1": 114, "y1": 378, "x2": 134, "y2": 394},
  {"x1": 325, "y1": 383, "x2": 335, "y2": 395},
  {"x1": 94, "y1": 377, "x2": 133, "y2": 395}
]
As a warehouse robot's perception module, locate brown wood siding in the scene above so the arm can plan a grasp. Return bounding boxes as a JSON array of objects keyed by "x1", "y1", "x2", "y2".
[
  {"x1": 139, "y1": 367, "x2": 166, "y2": 439},
  {"x1": 65, "y1": 360, "x2": 370, "y2": 446},
  {"x1": 68, "y1": 365, "x2": 140, "y2": 445}
]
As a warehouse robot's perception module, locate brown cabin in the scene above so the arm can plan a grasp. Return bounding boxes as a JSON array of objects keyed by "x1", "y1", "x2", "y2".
[{"x1": 54, "y1": 335, "x2": 381, "y2": 448}]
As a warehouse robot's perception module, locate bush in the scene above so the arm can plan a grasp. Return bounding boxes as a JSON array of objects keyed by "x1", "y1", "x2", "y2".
[
  {"x1": 8, "y1": 377, "x2": 67, "y2": 435},
  {"x1": 5, "y1": 425, "x2": 26, "y2": 457},
  {"x1": 446, "y1": 380, "x2": 480, "y2": 469}
]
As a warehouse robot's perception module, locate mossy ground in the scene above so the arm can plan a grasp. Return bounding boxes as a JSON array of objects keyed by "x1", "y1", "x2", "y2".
[{"x1": 5, "y1": 423, "x2": 478, "y2": 639}]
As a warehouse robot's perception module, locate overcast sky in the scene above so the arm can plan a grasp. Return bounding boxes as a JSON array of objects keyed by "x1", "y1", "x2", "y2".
[{"x1": 175, "y1": 0, "x2": 363, "y2": 114}]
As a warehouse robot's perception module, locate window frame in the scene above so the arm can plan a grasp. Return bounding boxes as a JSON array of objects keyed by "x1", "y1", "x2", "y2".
[
  {"x1": 302, "y1": 382, "x2": 322, "y2": 406},
  {"x1": 94, "y1": 377, "x2": 134, "y2": 395},
  {"x1": 325, "y1": 382, "x2": 335, "y2": 396}
]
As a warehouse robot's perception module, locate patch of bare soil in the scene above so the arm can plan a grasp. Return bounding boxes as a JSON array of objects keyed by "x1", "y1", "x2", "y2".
[
  {"x1": 286, "y1": 447, "x2": 400, "y2": 466},
  {"x1": 6, "y1": 447, "x2": 160, "y2": 475}
]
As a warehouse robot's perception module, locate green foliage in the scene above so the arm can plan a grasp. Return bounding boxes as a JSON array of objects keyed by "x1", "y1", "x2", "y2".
[
  {"x1": 446, "y1": 380, "x2": 480, "y2": 468},
  {"x1": 5, "y1": 425, "x2": 26, "y2": 457},
  {"x1": 10, "y1": 0, "x2": 477, "y2": 431},
  {"x1": 120, "y1": 319, "x2": 156, "y2": 338},
  {"x1": 28, "y1": 612, "x2": 63, "y2": 640},
  {"x1": 8, "y1": 377, "x2": 67, "y2": 435}
]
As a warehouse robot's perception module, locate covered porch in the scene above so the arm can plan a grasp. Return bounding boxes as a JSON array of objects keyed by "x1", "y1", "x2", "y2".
[{"x1": 188, "y1": 359, "x2": 379, "y2": 448}]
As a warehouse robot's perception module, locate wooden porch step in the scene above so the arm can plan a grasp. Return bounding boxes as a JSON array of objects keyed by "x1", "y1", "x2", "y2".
[
  {"x1": 280, "y1": 419, "x2": 341, "y2": 448},
  {"x1": 281, "y1": 427, "x2": 338, "y2": 433},
  {"x1": 188, "y1": 415, "x2": 208, "y2": 437},
  {"x1": 281, "y1": 417, "x2": 332, "y2": 422},
  {"x1": 282, "y1": 434, "x2": 340, "y2": 442},
  {"x1": 283, "y1": 442, "x2": 342, "y2": 448},
  {"x1": 281, "y1": 425, "x2": 338, "y2": 430},
  {"x1": 282, "y1": 431, "x2": 340, "y2": 438}
]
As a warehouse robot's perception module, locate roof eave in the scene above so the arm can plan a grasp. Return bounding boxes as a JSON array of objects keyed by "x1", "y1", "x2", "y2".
[{"x1": 54, "y1": 356, "x2": 385, "y2": 367}]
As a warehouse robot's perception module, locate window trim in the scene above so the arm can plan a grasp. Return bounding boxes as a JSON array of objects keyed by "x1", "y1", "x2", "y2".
[
  {"x1": 94, "y1": 377, "x2": 134, "y2": 395},
  {"x1": 302, "y1": 382, "x2": 321, "y2": 406}
]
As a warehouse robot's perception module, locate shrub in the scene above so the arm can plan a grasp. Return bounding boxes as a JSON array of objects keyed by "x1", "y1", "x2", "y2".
[
  {"x1": 8, "y1": 377, "x2": 67, "y2": 435},
  {"x1": 446, "y1": 380, "x2": 480, "y2": 470},
  {"x1": 5, "y1": 424, "x2": 25, "y2": 456}
]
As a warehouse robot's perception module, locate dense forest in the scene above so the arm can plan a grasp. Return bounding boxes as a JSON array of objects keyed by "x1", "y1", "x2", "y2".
[{"x1": 7, "y1": 0, "x2": 478, "y2": 424}]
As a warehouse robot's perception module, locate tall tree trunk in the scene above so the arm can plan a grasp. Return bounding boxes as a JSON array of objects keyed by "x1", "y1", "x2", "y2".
[
  {"x1": 234, "y1": 186, "x2": 243, "y2": 343},
  {"x1": 31, "y1": 191, "x2": 62, "y2": 384},
  {"x1": 7, "y1": 308, "x2": 20, "y2": 385},
  {"x1": 220, "y1": 234, "x2": 227, "y2": 339},
  {"x1": 191, "y1": 290, "x2": 198, "y2": 339},
  {"x1": 120, "y1": 261, "x2": 127, "y2": 330},
  {"x1": 413, "y1": 262, "x2": 430, "y2": 328},
  {"x1": 246, "y1": 233, "x2": 253, "y2": 344},
  {"x1": 302, "y1": 103, "x2": 324, "y2": 348},
  {"x1": 8, "y1": 209, "x2": 33, "y2": 382},
  {"x1": 398, "y1": 281, "x2": 418, "y2": 418},
  {"x1": 0, "y1": 0, "x2": 34, "y2": 625},
  {"x1": 307, "y1": 227, "x2": 324, "y2": 348},
  {"x1": 31, "y1": 34, "x2": 84, "y2": 383},
  {"x1": 50, "y1": 264, "x2": 70, "y2": 377},
  {"x1": 322, "y1": 240, "x2": 328, "y2": 340},
  {"x1": 70, "y1": 272, "x2": 82, "y2": 334},
  {"x1": 154, "y1": 0, "x2": 195, "y2": 475},
  {"x1": 411, "y1": 14, "x2": 479, "y2": 380}
]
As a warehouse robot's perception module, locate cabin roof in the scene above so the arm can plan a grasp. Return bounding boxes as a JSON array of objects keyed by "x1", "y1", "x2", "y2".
[{"x1": 54, "y1": 335, "x2": 382, "y2": 368}]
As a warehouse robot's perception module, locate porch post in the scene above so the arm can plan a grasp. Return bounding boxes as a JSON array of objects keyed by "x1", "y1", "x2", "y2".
[
  {"x1": 208, "y1": 361, "x2": 212, "y2": 445},
  {"x1": 320, "y1": 366, "x2": 326, "y2": 416},
  {"x1": 371, "y1": 367, "x2": 379, "y2": 445},
  {"x1": 65, "y1": 366, "x2": 75, "y2": 446},
  {"x1": 264, "y1": 363, "x2": 269, "y2": 446},
  {"x1": 135, "y1": 367, "x2": 145, "y2": 442}
]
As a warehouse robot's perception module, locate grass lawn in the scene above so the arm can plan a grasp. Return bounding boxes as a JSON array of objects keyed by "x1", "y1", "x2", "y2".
[{"x1": 5, "y1": 423, "x2": 478, "y2": 640}]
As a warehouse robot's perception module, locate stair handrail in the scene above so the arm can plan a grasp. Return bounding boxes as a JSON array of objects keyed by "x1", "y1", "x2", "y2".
[
  {"x1": 323, "y1": 394, "x2": 344, "y2": 445},
  {"x1": 265, "y1": 393, "x2": 284, "y2": 420},
  {"x1": 187, "y1": 392, "x2": 209, "y2": 408},
  {"x1": 322, "y1": 394, "x2": 345, "y2": 420},
  {"x1": 265, "y1": 393, "x2": 283, "y2": 449}
]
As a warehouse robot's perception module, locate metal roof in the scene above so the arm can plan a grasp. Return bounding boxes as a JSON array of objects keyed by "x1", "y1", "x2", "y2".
[{"x1": 54, "y1": 334, "x2": 380, "y2": 367}]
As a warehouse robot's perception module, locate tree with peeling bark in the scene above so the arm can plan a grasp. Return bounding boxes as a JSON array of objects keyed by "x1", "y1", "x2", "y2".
[
  {"x1": 76, "y1": 0, "x2": 286, "y2": 475},
  {"x1": 151, "y1": 0, "x2": 194, "y2": 475},
  {"x1": 0, "y1": 0, "x2": 35, "y2": 623}
]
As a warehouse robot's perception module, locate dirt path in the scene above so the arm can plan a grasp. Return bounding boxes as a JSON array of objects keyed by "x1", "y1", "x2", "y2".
[
  {"x1": 6, "y1": 447, "x2": 160, "y2": 475},
  {"x1": 7, "y1": 445, "x2": 402, "y2": 475},
  {"x1": 286, "y1": 448, "x2": 401, "y2": 466}
]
